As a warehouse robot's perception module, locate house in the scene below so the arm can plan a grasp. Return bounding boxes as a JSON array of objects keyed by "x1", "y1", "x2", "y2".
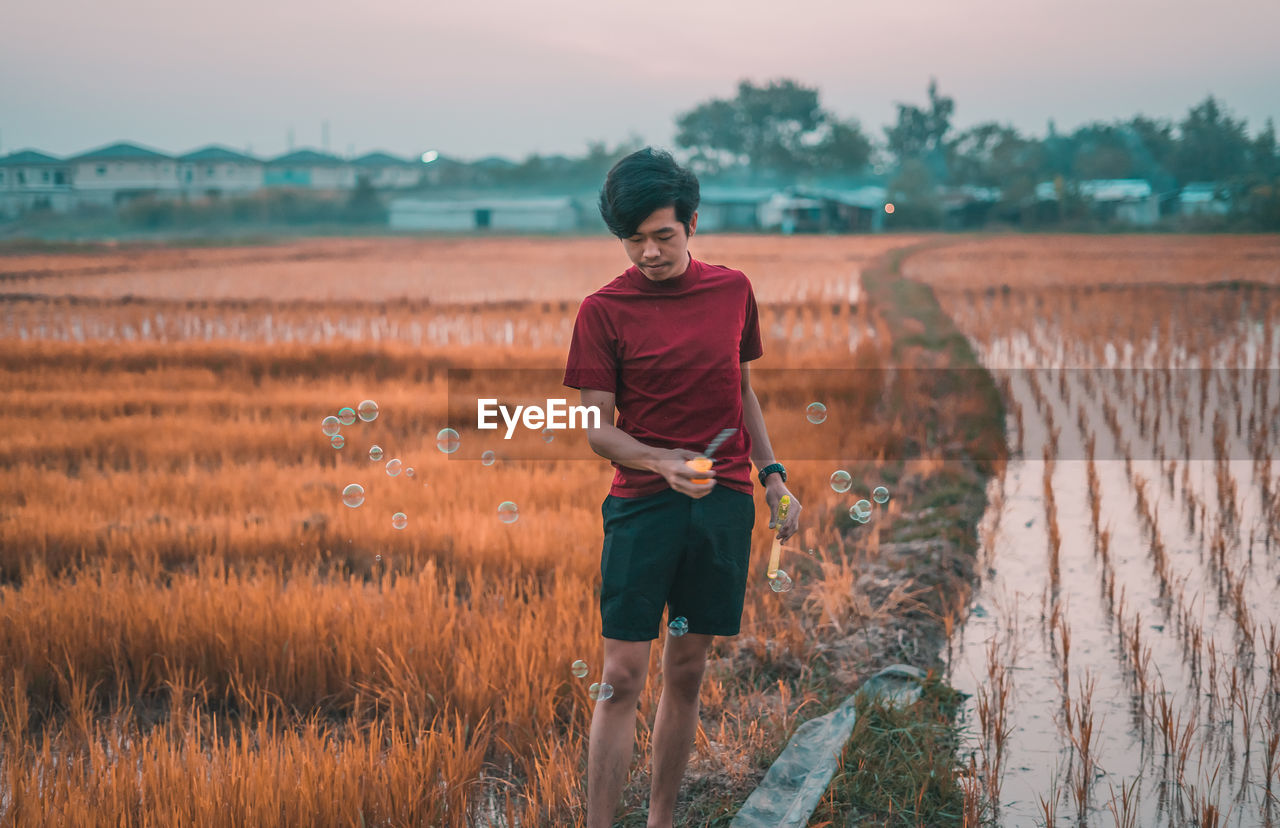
[
  {"x1": 264, "y1": 149, "x2": 356, "y2": 190},
  {"x1": 1035, "y1": 178, "x2": 1160, "y2": 225},
  {"x1": 814, "y1": 186, "x2": 891, "y2": 232},
  {"x1": 0, "y1": 149, "x2": 75, "y2": 216},
  {"x1": 1178, "y1": 182, "x2": 1231, "y2": 216},
  {"x1": 389, "y1": 195, "x2": 579, "y2": 232},
  {"x1": 758, "y1": 185, "x2": 889, "y2": 233},
  {"x1": 65, "y1": 141, "x2": 182, "y2": 206},
  {"x1": 177, "y1": 146, "x2": 264, "y2": 196},
  {"x1": 696, "y1": 186, "x2": 778, "y2": 231},
  {"x1": 938, "y1": 185, "x2": 1001, "y2": 228},
  {"x1": 352, "y1": 151, "x2": 422, "y2": 189}
]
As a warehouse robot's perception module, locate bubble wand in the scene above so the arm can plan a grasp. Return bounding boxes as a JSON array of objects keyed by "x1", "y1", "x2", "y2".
[
  {"x1": 767, "y1": 495, "x2": 792, "y2": 580},
  {"x1": 686, "y1": 427, "x2": 737, "y2": 483}
]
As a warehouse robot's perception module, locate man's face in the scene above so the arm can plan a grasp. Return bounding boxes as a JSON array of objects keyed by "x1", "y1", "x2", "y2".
[{"x1": 621, "y1": 205, "x2": 698, "y2": 282}]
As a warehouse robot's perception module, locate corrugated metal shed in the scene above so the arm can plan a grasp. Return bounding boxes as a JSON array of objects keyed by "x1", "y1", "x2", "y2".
[{"x1": 389, "y1": 196, "x2": 578, "y2": 231}]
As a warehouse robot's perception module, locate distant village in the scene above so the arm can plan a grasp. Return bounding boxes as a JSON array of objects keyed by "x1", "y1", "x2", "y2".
[{"x1": 0, "y1": 140, "x2": 1234, "y2": 234}]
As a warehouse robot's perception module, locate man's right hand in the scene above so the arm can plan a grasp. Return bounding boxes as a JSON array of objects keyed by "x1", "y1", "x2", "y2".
[{"x1": 653, "y1": 448, "x2": 717, "y2": 498}]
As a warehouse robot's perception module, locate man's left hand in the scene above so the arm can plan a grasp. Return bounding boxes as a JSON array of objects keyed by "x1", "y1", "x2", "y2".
[{"x1": 765, "y1": 480, "x2": 802, "y2": 543}]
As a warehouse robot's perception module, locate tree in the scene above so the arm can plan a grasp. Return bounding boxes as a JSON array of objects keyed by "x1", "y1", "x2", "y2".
[
  {"x1": 1249, "y1": 118, "x2": 1278, "y2": 180},
  {"x1": 1126, "y1": 115, "x2": 1177, "y2": 184},
  {"x1": 806, "y1": 117, "x2": 874, "y2": 177},
  {"x1": 1171, "y1": 95, "x2": 1252, "y2": 184},
  {"x1": 883, "y1": 78, "x2": 954, "y2": 176},
  {"x1": 1070, "y1": 123, "x2": 1134, "y2": 180},
  {"x1": 673, "y1": 78, "x2": 868, "y2": 176},
  {"x1": 947, "y1": 121, "x2": 1043, "y2": 208}
]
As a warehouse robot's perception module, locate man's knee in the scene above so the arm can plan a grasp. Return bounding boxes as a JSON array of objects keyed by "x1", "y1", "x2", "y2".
[
  {"x1": 602, "y1": 640, "x2": 651, "y2": 702},
  {"x1": 662, "y1": 639, "x2": 711, "y2": 703}
]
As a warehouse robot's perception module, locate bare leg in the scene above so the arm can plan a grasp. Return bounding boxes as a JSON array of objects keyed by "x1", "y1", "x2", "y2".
[
  {"x1": 646, "y1": 632, "x2": 713, "y2": 828},
  {"x1": 587, "y1": 638, "x2": 652, "y2": 828}
]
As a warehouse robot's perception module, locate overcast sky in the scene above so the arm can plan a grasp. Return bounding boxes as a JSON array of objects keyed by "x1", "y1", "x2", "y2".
[{"x1": 3, "y1": 0, "x2": 1277, "y2": 162}]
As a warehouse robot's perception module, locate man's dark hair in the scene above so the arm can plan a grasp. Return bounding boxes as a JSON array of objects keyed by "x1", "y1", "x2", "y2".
[{"x1": 598, "y1": 147, "x2": 700, "y2": 239}]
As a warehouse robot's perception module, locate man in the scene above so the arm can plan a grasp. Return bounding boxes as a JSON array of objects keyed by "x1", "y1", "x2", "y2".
[{"x1": 563, "y1": 147, "x2": 802, "y2": 828}]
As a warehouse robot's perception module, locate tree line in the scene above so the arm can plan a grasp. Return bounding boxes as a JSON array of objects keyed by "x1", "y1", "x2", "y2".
[{"x1": 469, "y1": 78, "x2": 1279, "y2": 230}]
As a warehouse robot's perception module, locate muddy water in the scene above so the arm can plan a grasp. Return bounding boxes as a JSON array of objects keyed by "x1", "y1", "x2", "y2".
[{"x1": 950, "y1": 326, "x2": 1280, "y2": 826}]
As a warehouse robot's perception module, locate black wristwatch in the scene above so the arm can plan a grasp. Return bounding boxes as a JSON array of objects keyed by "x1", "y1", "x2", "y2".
[{"x1": 758, "y1": 462, "x2": 786, "y2": 486}]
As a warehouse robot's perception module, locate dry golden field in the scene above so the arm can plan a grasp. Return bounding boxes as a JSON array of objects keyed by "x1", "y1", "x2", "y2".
[
  {"x1": 16, "y1": 232, "x2": 1271, "y2": 825},
  {"x1": 1, "y1": 235, "x2": 965, "y2": 826}
]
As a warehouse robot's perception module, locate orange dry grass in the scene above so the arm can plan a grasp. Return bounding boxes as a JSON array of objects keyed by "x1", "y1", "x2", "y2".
[
  {"x1": 0, "y1": 235, "x2": 938, "y2": 825},
  {"x1": 1, "y1": 234, "x2": 923, "y2": 303},
  {"x1": 903, "y1": 233, "x2": 1280, "y2": 291}
]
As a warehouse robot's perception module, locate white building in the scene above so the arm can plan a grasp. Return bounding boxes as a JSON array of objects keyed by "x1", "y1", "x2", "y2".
[
  {"x1": 0, "y1": 149, "x2": 75, "y2": 216},
  {"x1": 696, "y1": 186, "x2": 777, "y2": 232},
  {"x1": 66, "y1": 142, "x2": 182, "y2": 205},
  {"x1": 177, "y1": 146, "x2": 264, "y2": 195},
  {"x1": 389, "y1": 196, "x2": 578, "y2": 231},
  {"x1": 352, "y1": 151, "x2": 422, "y2": 189},
  {"x1": 264, "y1": 149, "x2": 357, "y2": 190},
  {"x1": 1178, "y1": 182, "x2": 1231, "y2": 216},
  {"x1": 1035, "y1": 178, "x2": 1160, "y2": 226}
]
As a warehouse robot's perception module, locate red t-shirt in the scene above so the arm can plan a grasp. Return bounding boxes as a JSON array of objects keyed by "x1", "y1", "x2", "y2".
[{"x1": 563, "y1": 252, "x2": 764, "y2": 497}]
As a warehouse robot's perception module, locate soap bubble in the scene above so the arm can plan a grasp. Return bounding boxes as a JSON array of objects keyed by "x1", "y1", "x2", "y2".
[
  {"x1": 331, "y1": 435, "x2": 345, "y2": 449},
  {"x1": 571, "y1": 659, "x2": 589, "y2": 679},
  {"x1": 337, "y1": 407, "x2": 356, "y2": 426},
  {"x1": 770, "y1": 569, "x2": 793, "y2": 592},
  {"x1": 498, "y1": 501, "x2": 519, "y2": 524},
  {"x1": 541, "y1": 427, "x2": 555, "y2": 443},
  {"x1": 437, "y1": 428, "x2": 461, "y2": 454},
  {"x1": 853, "y1": 499, "x2": 872, "y2": 520},
  {"x1": 481, "y1": 450, "x2": 496, "y2": 466},
  {"x1": 385, "y1": 458, "x2": 402, "y2": 477},
  {"x1": 667, "y1": 616, "x2": 689, "y2": 637},
  {"x1": 357, "y1": 400, "x2": 378, "y2": 422},
  {"x1": 405, "y1": 467, "x2": 415, "y2": 478},
  {"x1": 830, "y1": 470, "x2": 852, "y2": 493},
  {"x1": 589, "y1": 682, "x2": 614, "y2": 701},
  {"x1": 806, "y1": 402, "x2": 827, "y2": 424},
  {"x1": 849, "y1": 506, "x2": 870, "y2": 524},
  {"x1": 872, "y1": 486, "x2": 890, "y2": 504},
  {"x1": 391, "y1": 512, "x2": 407, "y2": 530},
  {"x1": 321, "y1": 415, "x2": 341, "y2": 437},
  {"x1": 342, "y1": 484, "x2": 365, "y2": 508},
  {"x1": 369, "y1": 445, "x2": 384, "y2": 462}
]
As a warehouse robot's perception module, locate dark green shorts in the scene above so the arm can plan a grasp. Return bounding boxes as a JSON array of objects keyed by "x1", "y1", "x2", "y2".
[{"x1": 599, "y1": 485, "x2": 756, "y2": 641}]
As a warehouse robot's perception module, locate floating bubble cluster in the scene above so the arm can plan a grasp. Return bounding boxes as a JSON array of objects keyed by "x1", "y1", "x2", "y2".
[
  {"x1": 437, "y1": 428, "x2": 461, "y2": 454},
  {"x1": 769, "y1": 569, "x2": 794, "y2": 593},
  {"x1": 321, "y1": 416, "x2": 341, "y2": 437},
  {"x1": 391, "y1": 512, "x2": 407, "y2": 530},
  {"x1": 830, "y1": 470, "x2": 852, "y2": 493},
  {"x1": 385, "y1": 458, "x2": 402, "y2": 477},
  {"x1": 588, "y1": 682, "x2": 614, "y2": 702},
  {"x1": 342, "y1": 484, "x2": 365, "y2": 508},
  {"x1": 498, "y1": 501, "x2": 519, "y2": 524},
  {"x1": 481, "y1": 450, "x2": 496, "y2": 466},
  {"x1": 369, "y1": 445, "x2": 384, "y2": 462},
  {"x1": 357, "y1": 400, "x2": 378, "y2": 423},
  {"x1": 667, "y1": 616, "x2": 689, "y2": 637},
  {"x1": 337, "y1": 407, "x2": 356, "y2": 426},
  {"x1": 806, "y1": 402, "x2": 827, "y2": 424},
  {"x1": 571, "y1": 659, "x2": 589, "y2": 679}
]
